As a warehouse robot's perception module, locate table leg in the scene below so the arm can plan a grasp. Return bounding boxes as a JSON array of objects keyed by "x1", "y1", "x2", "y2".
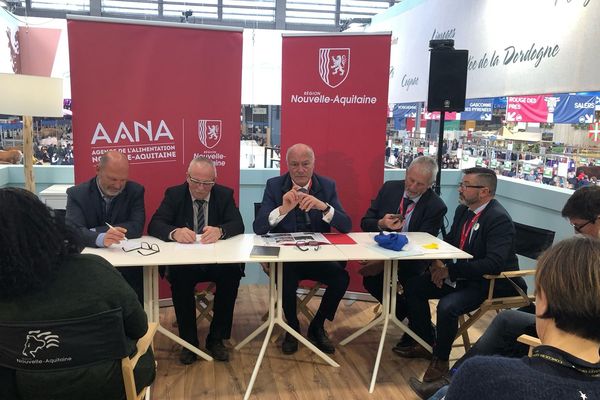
[
  {"x1": 242, "y1": 261, "x2": 340, "y2": 400},
  {"x1": 368, "y1": 259, "x2": 393, "y2": 393},
  {"x1": 144, "y1": 265, "x2": 213, "y2": 361}
]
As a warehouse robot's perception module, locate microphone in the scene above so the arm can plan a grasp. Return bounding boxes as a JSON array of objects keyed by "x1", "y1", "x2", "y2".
[{"x1": 296, "y1": 187, "x2": 312, "y2": 230}]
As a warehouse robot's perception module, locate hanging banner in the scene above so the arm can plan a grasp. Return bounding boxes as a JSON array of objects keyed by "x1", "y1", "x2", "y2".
[
  {"x1": 506, "y1": 95, "x2": 549, "y2": 123},
  {"x1": 282, "y1": 33, "x2": 391, "y2": 293},
  {"x1": 68, "y1": 17, "x2": 242, "y2": 214},
  {"x1": 422, "y1": 111, "x2": 459, "y2": 120},
  {"x1": 68, "y1": 17, "x2": 242, "y2": 299},
  {"x1": 393, "y1": 102, "x2": 419, "y2": 129},
  {"x1": 462, "y1": 98, "x2": 493, "y2": 121},
  {"x1": 370, "y1": 0, "x2": 600, "y2": 103},
  {"x1": 553, "y1": 94, "x2": 596, "y2": 124}
]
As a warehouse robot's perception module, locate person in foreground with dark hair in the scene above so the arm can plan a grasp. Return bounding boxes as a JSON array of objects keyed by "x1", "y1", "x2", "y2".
[
  {"x1": 0, "y1": 187, "x2": 155, "y2": 400},
  {"x1": 443, "y1": 236, "x2": 600, "y2": 399}
]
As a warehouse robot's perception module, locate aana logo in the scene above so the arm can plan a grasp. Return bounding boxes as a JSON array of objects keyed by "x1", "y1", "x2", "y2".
[
  {"x1": 198, "y1": 120, "x2": 222, "y2": 149},
  {"x1": 22, "y1": 330, "x2": 60, "y2": 358},
  {"x1": 319, "y1": 48, "x2": 350, "y2": 88}
]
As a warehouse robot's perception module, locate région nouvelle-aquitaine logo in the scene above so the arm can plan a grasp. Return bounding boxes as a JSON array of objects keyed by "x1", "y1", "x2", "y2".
[
  {"x1": 319, "y1": 48, "x2": 350, "y2": 88},
  {"x1": 198, "y1": 120, "x2": 222, "y2": 149}
]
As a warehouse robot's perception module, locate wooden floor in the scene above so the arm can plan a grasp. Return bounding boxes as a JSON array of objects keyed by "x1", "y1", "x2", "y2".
[{"x1": 151, "y1": 285, "x2": 494, "y2": 400}]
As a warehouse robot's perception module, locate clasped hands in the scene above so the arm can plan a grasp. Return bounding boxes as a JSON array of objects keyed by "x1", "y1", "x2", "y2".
[
  {"x1": 172, "y1": 226, "x2": 222, "y2": 244},
  {"x1": 429, "y1": 259, "x2": 449, "y2": 288},
  {"x1": 280, "y1": 185, "x2": 327, "y2": 215}
]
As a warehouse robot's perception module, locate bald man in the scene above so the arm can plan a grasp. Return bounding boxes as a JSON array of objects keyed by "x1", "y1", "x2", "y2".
[
  {"x1": 253, "y1": 143, "x2": 352, "y2": 355},
  {"x1": 66, "y1": 150, "x2": 145, "y2": 302}
]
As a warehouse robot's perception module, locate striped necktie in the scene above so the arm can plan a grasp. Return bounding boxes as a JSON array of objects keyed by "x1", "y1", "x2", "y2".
[{"x1": 195, "y1": 199, "x2": 206, "y2": 233}]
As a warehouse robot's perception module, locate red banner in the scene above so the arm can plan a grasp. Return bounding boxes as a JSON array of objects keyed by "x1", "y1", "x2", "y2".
[
  {"x1": 506, "y1": 95, "x2": 549, "y2": 123},
  {"x1": 282, "y1": 33, "x2": 391, "y2": 292},
  {"x1": 68, "y1": 18, "x2": 242, "y2": 297}
]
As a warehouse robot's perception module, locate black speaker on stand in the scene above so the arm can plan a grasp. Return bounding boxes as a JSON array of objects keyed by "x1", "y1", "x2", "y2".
[{"x1": 426, "y1": 39, "x2": 468, "y2": 196}]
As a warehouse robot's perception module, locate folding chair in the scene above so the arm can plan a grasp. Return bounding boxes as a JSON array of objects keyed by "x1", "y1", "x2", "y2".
[
  {"x1": 0, "y1": 308, "x2": 157, "y2": 400},
  {"x1": 195, "y1": 282, "x2": 216, "y2": 324},
  {"x1": 455, "y1": 222, "x2": 555, "y2": 350}
]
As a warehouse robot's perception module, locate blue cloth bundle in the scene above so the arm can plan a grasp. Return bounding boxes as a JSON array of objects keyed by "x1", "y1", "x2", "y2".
[{"x1": 374, "y1": 232, "x2": 408, "y2": 251}]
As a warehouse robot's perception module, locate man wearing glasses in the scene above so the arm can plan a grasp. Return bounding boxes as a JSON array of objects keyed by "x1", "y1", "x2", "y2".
[
  {"x1": 409, "y1": 185, "x2": 600, "y2": 399},
  {"x1": 65, "y1": 150, "x2": 145, "y2": 302},
  {"x1": 253, "y1": 143, "x2": 352, "y2": 355},
  {"x1": 398, "y1": 167, "x2": 521, "y2": 384},
  {"x1": 148, "y1": 156, "x2": 244, "y2": 364},
  {"x1": 359, "y1": 156, "x2": 447, "y2": 352}
]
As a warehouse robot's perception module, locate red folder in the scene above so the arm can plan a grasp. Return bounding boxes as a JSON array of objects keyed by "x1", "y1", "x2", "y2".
[{"x1": 323, "y1": 233, "x2": 357, "y2": 245}]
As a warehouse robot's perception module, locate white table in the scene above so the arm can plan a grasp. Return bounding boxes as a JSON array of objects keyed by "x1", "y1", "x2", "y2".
[
  {"x1": 83, "y1": 236, "x2": 219, "y2": 361},
  {"x1": 336, "y1": 232, "x2": 471, "y2": 393},
  {"x1": 217, "y1": 234, "x2": 349, "y2": 400},
  {"x1": 84, "y1": 232, "x2": 471, "y2": 398}
]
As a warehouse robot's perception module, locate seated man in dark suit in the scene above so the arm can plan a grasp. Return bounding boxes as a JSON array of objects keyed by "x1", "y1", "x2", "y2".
[
  {"x1": 360, "y1": 156, "x2": 447, "y2": 349},
  {"x1": 253, "y1": 143, "x2": 352, "y2": 355},
  {"x1": 65, "y1": 150, "x2": 145, "y2": 302},
  {"x1": 398, "y1": 167, "x2": 520, "y2": 383},
  {"x1": 148, "y1": 156, "x2": 244, "y2": 364}
]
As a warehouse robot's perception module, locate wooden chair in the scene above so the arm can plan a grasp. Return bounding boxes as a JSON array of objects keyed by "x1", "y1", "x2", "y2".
[
  {"x1": 122, "y1": 322, "x2": 158, "y2": 400},
  {"x1": 254, "y1": 202, "x2": 323, "y2": 323},
  {"x1": 0, "y1": 309, "x2": 157, "y2": 400},
  {"x1": 517, "y1": 334, "x2": 541, "y2": 356},
  {"x1": 455, "y1": 222, "x2": 555, "y2": 350},
  {"x1": 195, "y1": 282, "x2": 216, "y2": 324}
]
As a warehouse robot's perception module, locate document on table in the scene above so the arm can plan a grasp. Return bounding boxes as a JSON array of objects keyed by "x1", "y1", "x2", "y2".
[
  {"x1": 175, "y1": 236, "x2": 215, "y2": 250},
  {"x1": 259, "y1": 232, "x2": 330, "y2": 245}
]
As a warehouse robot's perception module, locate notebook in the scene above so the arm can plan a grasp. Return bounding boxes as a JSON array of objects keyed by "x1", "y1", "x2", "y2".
[{"x1": 250, "y1": 245, "x2": 280, "y2": 258}]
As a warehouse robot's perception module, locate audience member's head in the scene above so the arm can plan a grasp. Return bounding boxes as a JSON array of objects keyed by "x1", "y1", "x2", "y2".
[
  {"x1": 404, "y1": 156, "x2": 438, "y2": 199},
  {"x1": 535, "y1": 236, "x2": 600, "y2": 345},
  {"x1": 561, "y1": 186, "x2": 600, "y2": 237},
  {"x1": 286, "y1": 143, "x2": 315, "y2": 187},
  {"x1": 96, "y1": 150, "x2": 129, "y2": 198},
  {"x1": 0, "y1": 188, "x2": 81, "y2": 299}
]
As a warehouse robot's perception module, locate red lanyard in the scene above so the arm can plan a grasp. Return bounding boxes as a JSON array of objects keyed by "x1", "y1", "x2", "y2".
[
  {"x1": 398, "y1": 196, "x2": 416, "y2": 217},
  {"x1": 459, "y1": 211, "x2": 481, "y2": 250}
]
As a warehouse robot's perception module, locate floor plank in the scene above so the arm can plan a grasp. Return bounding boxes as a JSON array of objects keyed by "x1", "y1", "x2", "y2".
[{"x1": 151, "y1": 285, "x2": 494, "y2": 400}]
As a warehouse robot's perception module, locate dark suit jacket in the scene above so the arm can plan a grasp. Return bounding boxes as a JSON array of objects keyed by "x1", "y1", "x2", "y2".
[
  {"x1": 361, "y1": 180, "x2": 447, "y2": 236},
  {"x1": 253, "y1": 172, "x2": 351, "y2": 235},
  {"x1": 148, "y1": 182, "x2": 244, "y2": 241},
  {"x1": 66, "y1": 177, "x2": 145, "y2": 248},
  {"x1": 446, "y1": 199, "x2": 519, "y2": 285}
]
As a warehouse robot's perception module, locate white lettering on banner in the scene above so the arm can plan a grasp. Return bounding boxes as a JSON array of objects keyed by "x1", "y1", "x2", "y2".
[
  {"x1": 574, "y1": 102, "x2": 595, "y2": 109},
  {"x1": 290, "y1": 94, "x2": 377, "y2": 106},
  {"x1": 193, "y1": 152, "x2": 226, "y2": 167},
  {"x1": 91, "y1": 120, "x2": 175, "y2": 144}
]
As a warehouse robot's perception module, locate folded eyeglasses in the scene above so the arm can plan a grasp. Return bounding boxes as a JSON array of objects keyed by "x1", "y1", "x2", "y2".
[{"x1": 122, "y1": 242, "x2": 160, "y2": 256}]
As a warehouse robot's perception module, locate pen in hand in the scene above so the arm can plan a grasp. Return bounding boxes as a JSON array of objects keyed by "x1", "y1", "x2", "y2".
[{"x1": 105, "y1": 222, "x2": 128, "y2": 241}]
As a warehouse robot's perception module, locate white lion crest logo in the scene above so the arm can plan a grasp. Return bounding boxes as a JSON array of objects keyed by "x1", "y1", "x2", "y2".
[
  {"x1": 198, "y1": 120, "x2": 222, "y2": 149},
  {"x1": 319, "y1": 48, "x2": 351, "y2": 88},
  {"x1": 23, "y1": 330, "x2": 60, "y2": 358}
]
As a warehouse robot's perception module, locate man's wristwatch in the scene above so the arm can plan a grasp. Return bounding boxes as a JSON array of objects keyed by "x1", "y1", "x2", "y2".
[
  {"x1": 322, "y1": 204, "x2": 331, "y2": 214},
  {"x1": 219, "y1": 226, "x2": 226, "y2": 239}
]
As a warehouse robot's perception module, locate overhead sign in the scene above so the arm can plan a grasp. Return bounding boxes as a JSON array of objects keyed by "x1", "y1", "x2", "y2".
[{"x1": 370, "y1": 0, "x2": 600, "y2": 102}]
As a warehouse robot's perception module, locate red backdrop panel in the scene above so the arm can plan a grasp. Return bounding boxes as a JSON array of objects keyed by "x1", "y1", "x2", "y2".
[
  {"x1": 68, "y1": 19, "x2": 242, "y2": 298},
  {"x1": 281, "y1": 34, "x2": 391, "y2": 292}
]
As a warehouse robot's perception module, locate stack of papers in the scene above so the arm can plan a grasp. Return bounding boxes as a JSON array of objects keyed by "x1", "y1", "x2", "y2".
[{"x1": 259, "y1": 232, "x2": 330, "y2": 246}]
